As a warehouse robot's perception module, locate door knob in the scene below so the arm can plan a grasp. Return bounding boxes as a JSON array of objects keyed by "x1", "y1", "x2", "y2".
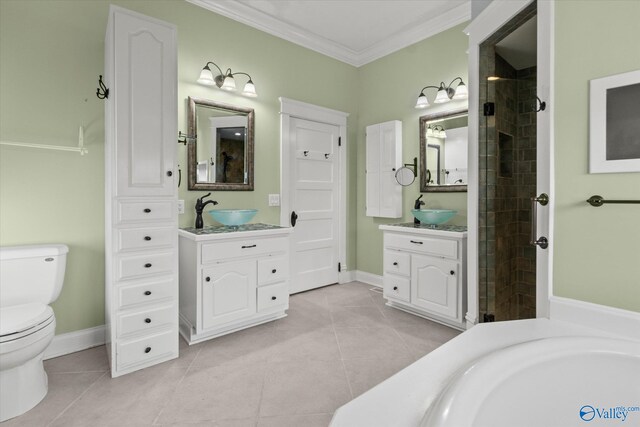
[{"x1": 291, "y1": 211, "x2": 298, "y2": 227}]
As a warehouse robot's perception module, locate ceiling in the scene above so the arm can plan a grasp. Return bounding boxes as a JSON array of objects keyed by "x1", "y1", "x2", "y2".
[{"x1": 188, "y1": 0, "x2": 471, "y2": 67}]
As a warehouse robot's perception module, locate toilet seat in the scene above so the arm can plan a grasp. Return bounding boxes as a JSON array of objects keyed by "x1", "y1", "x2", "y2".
[{"x1": 0, "y1": 304, "x2": 54, "y2": 344}]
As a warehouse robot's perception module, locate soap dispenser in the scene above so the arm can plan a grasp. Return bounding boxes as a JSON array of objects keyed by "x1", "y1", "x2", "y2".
[{"x1": 414, "y1": 194, "x2": 425, "y2": 225}]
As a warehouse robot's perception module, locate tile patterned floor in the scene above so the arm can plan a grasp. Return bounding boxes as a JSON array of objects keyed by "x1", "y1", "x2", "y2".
[{"x1": 5, "y1": 282, "x2": 460, "y2": 426}]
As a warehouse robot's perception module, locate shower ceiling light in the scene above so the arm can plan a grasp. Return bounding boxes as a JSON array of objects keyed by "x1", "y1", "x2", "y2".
[
  {"x1": 415, "y1": 77, "x2": 468, "y2": 109},
  {"x1": 197, "y1": 60, "x2": 257, "y2": 98}
]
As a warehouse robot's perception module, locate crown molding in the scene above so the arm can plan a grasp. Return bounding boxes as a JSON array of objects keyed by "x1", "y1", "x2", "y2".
[{"x1": 187, "y1": 0, "x2": 470, "y2": 67}]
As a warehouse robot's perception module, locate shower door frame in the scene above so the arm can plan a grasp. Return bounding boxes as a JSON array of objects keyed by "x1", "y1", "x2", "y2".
[{"x1": 464, "y1": 0, "x2": 555, "y2": 327}]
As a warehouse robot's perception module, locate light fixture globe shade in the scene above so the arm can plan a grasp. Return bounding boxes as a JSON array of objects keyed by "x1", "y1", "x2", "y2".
[
  {"x1": 434, "y1": 87, "x2": 450, "y2": 103},
  {"x1": 453, "y1": 82, "x2": 468, "y2": 100},
  {"x1": 197, "y1": 67, "x2": 215, "y2": 86},
  {"x1": 426, "y1": 127, "x2": 434, "y2": 136},
  {"x1": 242, "y1": 80, "x2": 257, "y2": 97},
  {"x1": 415, "y1": 93, "x2": 429, "y2": 109},
  {"x1": 440, "y1": 129, "x2": 447, "y2": 138},
  {"x1": 221, "y1": 75, "x2": 236, "y2": 91}
]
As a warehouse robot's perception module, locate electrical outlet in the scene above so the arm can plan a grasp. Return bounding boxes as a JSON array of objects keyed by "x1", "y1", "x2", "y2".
[
  {"x1": 177, "y1": 199, "x2": 185, "y2": 214},
  {"x1": 268, "y1": 194, "x2": 280, "y2": 207}
]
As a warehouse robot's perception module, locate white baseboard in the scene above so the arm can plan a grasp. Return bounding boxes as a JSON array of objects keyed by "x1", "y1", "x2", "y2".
[
  {"x1": 354, "y1": 270, "x2": 383, "y2": 288},
  {"x1": 339, "y1": 270, "x2": 356, "y2": 284},
  {"x1": 44, "y1": 325, "x2": 106, "y2": 360},
  {"x1": 549, "y1": 296, "x2": 640, "y2": 341}
]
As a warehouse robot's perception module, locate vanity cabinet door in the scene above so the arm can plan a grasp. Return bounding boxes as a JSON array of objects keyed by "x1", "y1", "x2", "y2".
[
  {"x1": 201, "y1": 261, "x2": 257, "y2": 330},
  {"x1": 411, "y1": 254, "x2": 458, "y2": 319}
]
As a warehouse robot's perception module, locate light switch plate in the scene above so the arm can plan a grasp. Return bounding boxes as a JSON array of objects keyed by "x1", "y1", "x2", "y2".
[
  {"x1": 268, "y1": 194, "x2": 280, "y2": 207},
  {"x1": 177, "y1": 199, "x2": 185, "y2": 214}
]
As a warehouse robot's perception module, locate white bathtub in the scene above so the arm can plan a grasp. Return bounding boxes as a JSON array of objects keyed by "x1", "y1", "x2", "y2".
[
  {"x1": 331, "y1": 316, "x2": 640, "y2": 427},
  {"x1": 422, "y1": 336, "x2": 640, "y2": 427}
]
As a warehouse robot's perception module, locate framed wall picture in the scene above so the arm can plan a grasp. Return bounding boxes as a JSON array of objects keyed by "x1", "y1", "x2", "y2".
[{"x1": 589, "y1": 69, "x2": 640, "y2": 173}]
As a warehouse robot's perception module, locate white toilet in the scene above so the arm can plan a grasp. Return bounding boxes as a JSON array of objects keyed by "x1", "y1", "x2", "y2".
[{"x1": 0, "y1": 244, "x2": 68, "y2": 422}]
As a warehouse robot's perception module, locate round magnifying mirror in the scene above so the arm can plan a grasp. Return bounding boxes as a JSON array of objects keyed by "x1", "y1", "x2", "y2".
[{"x1": 395, "y1": 167, "x2": 416, "y2": 186}]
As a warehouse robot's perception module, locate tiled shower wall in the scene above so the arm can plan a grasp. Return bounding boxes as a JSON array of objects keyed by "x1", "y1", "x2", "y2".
[{"x1": 478, "y1": 3, "x2": 538, "y2": 321}]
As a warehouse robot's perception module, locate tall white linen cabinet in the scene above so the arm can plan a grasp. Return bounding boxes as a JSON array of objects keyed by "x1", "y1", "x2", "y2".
[{"x1": 104, "y1": 6, "x2": 178, "y2": 377}]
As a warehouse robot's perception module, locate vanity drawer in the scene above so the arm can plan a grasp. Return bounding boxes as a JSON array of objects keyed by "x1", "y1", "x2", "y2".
[
  {"x1": 117, "y1": 226, "x2": 175, "y2": 252},
  {"x1": 257, "y1": 255, "x2": 289, "y2": 286},
  {"x1": 385, "y1": 233, "x2": 458, "y2": 259},
  {"x1": 117, "y1": 304, "x2": 175, "y2": 337},
  {"x1": 116, "y1": 251, "x2": 175, "y2": 281},
  {"x1": 383, "y1": 274, "x2": 410, "y2": 303},
  {"x1": 384, "y1": 250, "x2": 410, "y2": 277},
  {"x1": 257, "y1": 282, "x2": 289, "y2": 312},
  {"x1": 201, "y1": 237, "x2": 288, "y2": 264},
  {"x1": 117, "y1": 278, "x2": 174, "y2": 309},
  {"x1": 116, "y1": 328, "x2": 176, "y2": 369},
  {"x1": 116, "y1": 200, "x2": 175, "y2": 224}
]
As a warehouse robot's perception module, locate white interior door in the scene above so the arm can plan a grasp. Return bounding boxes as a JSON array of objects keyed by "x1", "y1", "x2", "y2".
[{"x1": 288, "y1": 117, "x2": 340, "y2": 293}]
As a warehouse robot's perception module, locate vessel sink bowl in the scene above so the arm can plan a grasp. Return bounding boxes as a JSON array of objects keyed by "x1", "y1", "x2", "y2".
[
  {"x1": 208, "y1": 209, "x2": 258, "y2": 226},
  {"x1": 411, "y1": 209, "x2": 457, "y2": 225}
]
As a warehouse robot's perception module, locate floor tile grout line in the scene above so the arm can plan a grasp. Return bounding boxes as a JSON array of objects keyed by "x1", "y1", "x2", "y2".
[
  {"x1": 254, "y1": 359, "x2": 271, "y2": 425},
  {"x1": 331, "y1": 311, "x2": 355, "y2": 401},
  {"x1": 45, "y1": 371, "x2": 108, "y2": 427},
  {"x1": 151, "y1": 344, "x2": 203, "y2": 426}
]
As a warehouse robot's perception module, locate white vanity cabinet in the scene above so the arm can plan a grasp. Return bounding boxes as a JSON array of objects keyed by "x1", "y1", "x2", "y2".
[
  {"x1": 380, "y1": 225, "x2": 467, "y2": 330},
  {"x1": 104, "y1": 6, "x2": 178, "y2": 377},
  {"x1": 178, "y1": 226, "x2": 292, "y2": 344}
]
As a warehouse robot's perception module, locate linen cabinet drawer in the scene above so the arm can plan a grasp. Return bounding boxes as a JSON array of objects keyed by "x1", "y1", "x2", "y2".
[
  {"x1": 385, "y1": 233, "x2": 458, "y2": 259},
  {"x1": 257, "y1": 255, "x2": 289, "y2": 286},
  {"x1": 201, "y1": 237, "x2": 288, "y2": 264},
  {"x1": 117, "y1": 226, "x2": 174, "y2": 251},
  {"x1": 116, "y1": 329, "x2": 176, "y2": 370},
  {"x1": 383, "y1": 274, "x2": 410, "y2": 302},
  {"x1": 384, "y1": 250, "x2": 410, "y2": 277},
  {"x1": 117, "y1": 304, "x2": 175, "y2": 337},
  {"x1": 257, "y1": 282, "x2": 289, "y2": 312},
  {"x1": 117, "y1": 278, "x2": 174, "y2": 309},
  {"x1": 116, "y1": 200, "x2": 175, "y2": 223},
  {"x1": 116, "y1": 251, "x2": 175, "y2": 281}
]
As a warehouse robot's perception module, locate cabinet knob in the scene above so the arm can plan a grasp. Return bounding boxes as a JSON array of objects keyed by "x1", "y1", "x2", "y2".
[
  {"x1": 271, "y1": 296, "x2": 277, "y2": 300},
  {"x1": 144, "y1": 291, "x2": 152, "y2": 296},
  {"x1": 450, "y1": 270, "x2": 455, "y2": 275},
  {"x1": 144, "y1": 318, "x2": 151, "y2": 324},
  {"x1": 167, "y1": 170, "x2": 173, "y2": 177},
  {"x1": 393, "y1": 262, "x2": 398, "y2": 266},
  {"x1": 144, "y1": 263, "x2": 152, "y2": 268},
  {"x1": 144, "y1": 347, "x2": 151, "y2": 354},
  {"x1": 143, "y1": 208, "x2": 151, "y2": 213},
  {"x1": 393, "y1": 286, "x2": 398, "y2": 291},
  {"x1": 144, "y1": 236, "x2": 152, "y2": 241},
  {"x1": 205, "y1": 276, "x2": 211, "y2": 282},
  {"x1": 272, "y1": 269, "x2": 277, "y2": 274}
]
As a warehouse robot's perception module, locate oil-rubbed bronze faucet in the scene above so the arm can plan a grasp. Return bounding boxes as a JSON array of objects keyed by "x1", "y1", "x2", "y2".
[
  {"x1": 414, "y1": 194, "x2": 425, "y2": 225},
  {"x1": 194, "y1": 193, "x2": 218, "y2": 229}
]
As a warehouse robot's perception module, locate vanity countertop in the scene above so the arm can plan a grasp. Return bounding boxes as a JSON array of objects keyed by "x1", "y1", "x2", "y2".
[
  {"x1": 179, "y1": 223, "x2": 293, "y2": 241},
  {"x1": 379, "y1": 223, "x2": 467, "y2": 238}
]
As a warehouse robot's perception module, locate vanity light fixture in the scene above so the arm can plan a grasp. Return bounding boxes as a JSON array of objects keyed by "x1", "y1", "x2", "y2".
[
  {"x1": 426, "y1": 125, "x2": 447, "y2": 138},
  {"x1": 415, "y1": 77, "x2": 468, "y2": 109},
  {"x1": 197, "y1": 61, "x2": 257, "y2": 98}
]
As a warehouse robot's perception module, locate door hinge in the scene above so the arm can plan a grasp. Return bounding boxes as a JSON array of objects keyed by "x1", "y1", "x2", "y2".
[
  {"x1": 483, "y1": 102, "x2": 495, "y2": 116},
  {"x1": 338, "y1": 262, "x2": 341, "y2": 272},
  {"x1": 338, "y1": 137, "x2": 342, "y2": 147}
]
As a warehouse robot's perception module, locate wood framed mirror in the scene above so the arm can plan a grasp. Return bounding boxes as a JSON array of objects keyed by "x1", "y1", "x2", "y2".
[
  {"x1": 419, "y1": 107, "x2": 468, "y2": 192},
  {"x1": 187, "y1": 96, "x2": 254, "y2": 191}
]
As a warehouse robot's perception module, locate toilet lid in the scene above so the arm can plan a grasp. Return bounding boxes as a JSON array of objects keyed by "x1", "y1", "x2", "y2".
[{"x1": 0, "y1": 303, "x2": 54, "y2": 338}]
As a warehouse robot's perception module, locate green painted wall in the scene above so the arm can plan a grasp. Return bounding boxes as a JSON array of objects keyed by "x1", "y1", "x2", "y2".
[
  {"x1": 0, "y1": 0, "x2": 359, "y2": 334},
  {"x1": 553, "y1": 1, "x2": 640, "y2": 312},
  {"x1": 355, "y1": 24, "x2": 470, "y2": 276}
]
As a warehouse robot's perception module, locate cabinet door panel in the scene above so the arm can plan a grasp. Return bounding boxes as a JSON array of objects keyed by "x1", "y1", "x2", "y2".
[
  {"x1": 114, "y1": 12, "x2": 176, "y2": 196},
  {"x1": 201, "y1": 261, "x2": 257, "y2": 329},
  {"x1": 411, "y1": 255, "x2": 458, "y2": 319}
]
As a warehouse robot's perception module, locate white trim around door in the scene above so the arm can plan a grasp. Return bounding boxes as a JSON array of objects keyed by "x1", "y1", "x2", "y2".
[
  {"x1": 464, "y1": 0, "x2": 554, "y2": 327},
  {"x1": 279, "y1": 97, "x2": 349, "y2": 289}
]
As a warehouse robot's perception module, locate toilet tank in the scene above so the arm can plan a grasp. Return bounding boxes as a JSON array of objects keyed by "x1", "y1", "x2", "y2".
[{"x1": 0, "y1": 244, "x2": 69, "y2": 307}]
